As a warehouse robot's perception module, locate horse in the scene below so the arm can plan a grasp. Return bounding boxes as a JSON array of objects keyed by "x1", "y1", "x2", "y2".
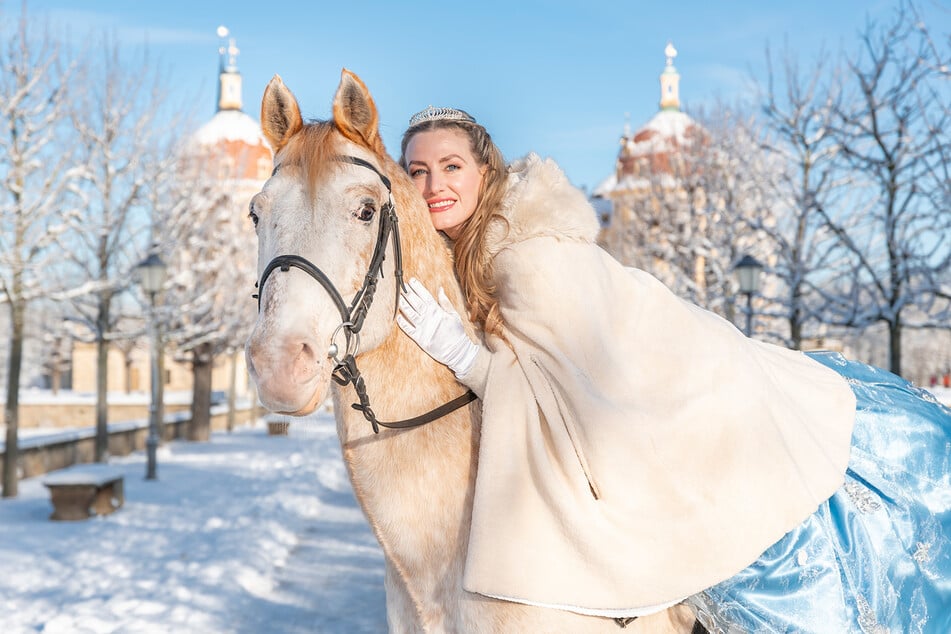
[{"x1": 245, "y1": 69, "x2": 700, "y2": 634}]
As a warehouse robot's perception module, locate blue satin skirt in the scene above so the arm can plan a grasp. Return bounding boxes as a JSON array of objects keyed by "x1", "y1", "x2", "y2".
[{"x1": 690, "y1": 352, "x2": 951, "y2": 633}]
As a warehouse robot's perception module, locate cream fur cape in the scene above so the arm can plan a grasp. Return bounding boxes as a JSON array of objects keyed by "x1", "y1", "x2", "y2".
[{"x1": 458, "y1": 154, "x2": 857, "y2": 612}]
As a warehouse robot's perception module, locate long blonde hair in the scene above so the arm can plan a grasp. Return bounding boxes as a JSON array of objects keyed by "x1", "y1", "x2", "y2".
[{"x1": 399, "y1": 118, "x2": 508, "y2": 340}]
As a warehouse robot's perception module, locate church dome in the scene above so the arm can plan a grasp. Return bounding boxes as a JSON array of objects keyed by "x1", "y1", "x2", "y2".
[
  {"x1": 596, "y1": 42, "x2": 703, "y2": 196},
  {"x1": 190, "y1": 28, "x2": 272, "y2": 183},
  {"x1": 624, "y1": 109, "x2": 697, "y2": 157},
  {"x1": 195, "y1": 109, "x2": 266, "y2": 147}
]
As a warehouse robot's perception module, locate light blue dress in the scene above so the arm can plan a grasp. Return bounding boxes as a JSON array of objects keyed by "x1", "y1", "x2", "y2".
[{"x1": 689, "y1": 352, "x2": 951, "y2": 633}]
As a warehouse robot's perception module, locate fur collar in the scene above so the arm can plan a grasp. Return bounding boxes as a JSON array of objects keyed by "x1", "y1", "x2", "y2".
[{"x1": 484, "y1": 153, "x2": 600, "y2": 257}]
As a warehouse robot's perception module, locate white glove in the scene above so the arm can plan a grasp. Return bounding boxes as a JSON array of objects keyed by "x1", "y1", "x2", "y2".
[{"x1": 397, "y1": 278, "x2": 480, "y2": 378}]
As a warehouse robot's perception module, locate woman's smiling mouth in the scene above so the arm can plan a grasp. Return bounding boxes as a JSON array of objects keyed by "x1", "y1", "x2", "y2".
[{"x1": 427, "y1": 198, "x2": 456, "y2": 212}]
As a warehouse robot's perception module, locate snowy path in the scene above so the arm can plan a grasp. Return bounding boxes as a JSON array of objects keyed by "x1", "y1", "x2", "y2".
[
  {"x1": 236, "y1": 516, "x2": 387, "y2": 633},
  {"x1": 233, "y1": 418, "x2": 388, "y2": 633},
  {"x1": 0, "y1": 414, "x2": 388, "y2": 633}
]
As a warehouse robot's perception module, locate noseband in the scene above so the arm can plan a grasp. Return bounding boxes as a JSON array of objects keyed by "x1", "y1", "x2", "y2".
[{"x1": 255, "y1": 155, "x2": 476, "y2": 433}]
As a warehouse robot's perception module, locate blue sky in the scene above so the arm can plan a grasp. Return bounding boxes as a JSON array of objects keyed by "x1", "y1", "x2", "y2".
[{"x1": 10, "y1": 0, "x2": 950, "y2": 190}]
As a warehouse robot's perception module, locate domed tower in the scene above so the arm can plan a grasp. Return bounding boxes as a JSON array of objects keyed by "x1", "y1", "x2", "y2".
[
  {"x1": 597, "y1": 42, "x2": 702, "y2": 199},
  {"x1": 593, "y1": 43, "x2": 709, "y2": 302},
  {"x1": 192, "y1": 26, "x2": 272, "y2": 184}
]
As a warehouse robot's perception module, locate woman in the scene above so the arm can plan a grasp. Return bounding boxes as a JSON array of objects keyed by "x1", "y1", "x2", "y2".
[{"x1": 396, "y1": 106, "x2": 951, "y2": 631}]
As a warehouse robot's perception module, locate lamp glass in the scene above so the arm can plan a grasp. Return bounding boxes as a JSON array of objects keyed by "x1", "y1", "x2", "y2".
[
  {"x1": 734, "y1": 255, "x2": 763, "y2": 294},
  {"x1": 137, "y1": 253, "x2": 167, "y2": 294}
]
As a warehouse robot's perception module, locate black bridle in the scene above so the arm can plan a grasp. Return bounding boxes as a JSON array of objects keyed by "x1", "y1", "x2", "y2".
[{"x1": 255, "y1": 155, "x2": 477, "y2": 433}]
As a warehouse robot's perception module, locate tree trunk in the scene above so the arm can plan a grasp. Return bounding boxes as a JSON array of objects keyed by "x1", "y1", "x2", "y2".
[
  {"x1": 94, "y1": 289, "x2": 113, "y2": 462},
  {"x1": 188, "y1": 344, "x2": 213, "y2": 441},
  {"x1": 124, "y1": 357, "x2": 133, "y2": 394},
  {"x1": 2, "y1": 301, "x2": 24, "y2": 498},
  {"x1": 95, "y1": 334, "x2": 109, "y2": 462},
  {"x1": 789, "y1": 285, "x2": 803, "y2": 350},
  {"x1": 789, "y1": 315, "x2": 802, "y2": 351},
  {"x1": 248, "y1": 383, "x2": 261, "y2": 426},
  {"x1": 226, "y1": 349, "x2": 238, "y2": 432},
  {"x1": 889, "y1": 320, "x2": 902, "y2": 378}
]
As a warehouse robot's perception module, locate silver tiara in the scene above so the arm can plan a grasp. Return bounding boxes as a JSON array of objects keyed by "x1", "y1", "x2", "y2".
[{"x1": 408, "y1": 105, "x2": 476, "y2": 127}]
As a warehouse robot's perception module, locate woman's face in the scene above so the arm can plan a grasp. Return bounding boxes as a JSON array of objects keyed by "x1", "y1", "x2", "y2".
[{"x1": 404, "y1": 128, "x2": 485, "y2": 240}]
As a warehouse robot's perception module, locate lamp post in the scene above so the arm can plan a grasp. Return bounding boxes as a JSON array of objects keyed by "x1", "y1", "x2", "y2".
[
  {"x1": 734, "y1": 254, "x2": 763, "y2": 337},
  {"x1": 136, "y1": 252, "x2": 167, "y2": 480}
]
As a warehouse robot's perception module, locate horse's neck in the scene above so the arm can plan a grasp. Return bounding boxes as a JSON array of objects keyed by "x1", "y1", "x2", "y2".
[
  {"x1": 336, "y1": 262, "x2": 475, "y2": 461},
  {"x1": 339, "y1": 244, "x2": 468, "y2": 440},
  {"x1": 333, "y1": 259, "x2": 478, "y2": 579}
]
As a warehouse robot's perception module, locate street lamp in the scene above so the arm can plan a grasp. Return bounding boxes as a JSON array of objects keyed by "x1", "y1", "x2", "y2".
[
  {"x1": 136, "y1": 252, "x2": 167, "y2": 480},
  {"x1": 734, "y1": 254, "x2": 763, "y2": 337}
]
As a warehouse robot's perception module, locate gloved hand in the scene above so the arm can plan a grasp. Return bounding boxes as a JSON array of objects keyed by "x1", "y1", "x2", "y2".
[{"x1": 397, "y1": 278, "x2": 480, "y2": 378}]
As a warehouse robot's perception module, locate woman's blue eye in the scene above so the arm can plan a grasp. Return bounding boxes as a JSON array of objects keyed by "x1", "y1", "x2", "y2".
[
  {"x1": 410, "y1": 168, "x2": 426, "y2": 177},
  {"x1": 446, "y1": 164, "x2": 459, "y2": 172}
]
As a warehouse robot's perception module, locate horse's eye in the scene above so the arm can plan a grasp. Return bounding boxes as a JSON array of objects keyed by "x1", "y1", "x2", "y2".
[
  {"x1": 248, "y1": 200, "x2": 259, "y2": 227},
  {"x1": 355, "y1": 202, "x2": 375, "y2": 222}
]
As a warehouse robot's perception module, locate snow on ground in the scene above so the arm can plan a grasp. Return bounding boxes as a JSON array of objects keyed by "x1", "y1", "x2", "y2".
[
  {"x1": 930, "y1": 385, "x2": 951, "y2": 408},
  {"x1": 2, "y1": 384, "x2": 948, "y2": 634},
  {"x1": 0, "y1": 414, "x2": 387, "y2": 634}
]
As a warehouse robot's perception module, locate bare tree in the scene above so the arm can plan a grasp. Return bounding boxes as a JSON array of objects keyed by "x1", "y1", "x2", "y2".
[
  {"x1": 909, "y1": 2, "x2": 951, "y2": 322},
  {"x1": 752, "y1": 46, "x2": 854, "y2": 349},
  {"x1": 0, "y1": 8, "x2": 79, "y2": 497},
  {"x1": 601, "y1": 104, "x2": 778, "y2": 334},
  {"x1": 62, "y1": 37, "x2": 172, "y2": 461},
  {"x1": 824, "y1": 1, "x2": 950, "y2": 376},
  {"x1": 155, "y1": 139, "x2": 258, "y2": 442},
  {"x1": 689, "y1": 105, "x2": 777, "y2": 329}
]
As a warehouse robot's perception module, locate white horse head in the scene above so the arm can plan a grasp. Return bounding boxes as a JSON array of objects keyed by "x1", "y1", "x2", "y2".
[{"x1": 245, "y1": 70, "x2": 457, "y2": 416}]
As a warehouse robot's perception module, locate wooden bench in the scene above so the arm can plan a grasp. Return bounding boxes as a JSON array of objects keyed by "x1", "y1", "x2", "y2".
[
  {"x1": 43, "y1": 465, "x2": 125, "y2": 521},
  {"x1": 267, "y1": 420, "x2": 290, "y2": 436}
]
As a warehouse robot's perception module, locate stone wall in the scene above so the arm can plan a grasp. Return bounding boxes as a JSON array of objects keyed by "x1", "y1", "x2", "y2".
[
  {"x1": 1, "y1": 405, "x2": 257, "y2": 481},
  {"x1": 16, "y1": 401, "x2": 193, "y2": 429}
]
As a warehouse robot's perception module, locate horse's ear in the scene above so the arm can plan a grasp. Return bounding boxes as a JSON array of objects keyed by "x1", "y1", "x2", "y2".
[
  {"x1": 261, "y1": 74, "x2": 303, "y2": 153},
  {"x1": 332, "y1": 69, "x2": 385, "y2": 155}
]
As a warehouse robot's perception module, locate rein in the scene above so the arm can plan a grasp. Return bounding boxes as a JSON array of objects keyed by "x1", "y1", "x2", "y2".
[{"x1": 255, "y1": 155, "x2": 477, "y2": 434}]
